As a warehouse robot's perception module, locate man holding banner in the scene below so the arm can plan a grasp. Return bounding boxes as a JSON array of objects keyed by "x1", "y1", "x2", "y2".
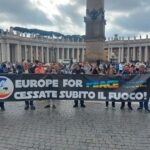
[
  {"x1": 21, "y1": 61, "x2": 36, "y2": 110},
  {"x1": 120, "y1": 65, "x2": 133, "y2": 110},
  {"x1": 137, "y1": 64, "x2": 150, "y2": 112},
  {"x1": 72, "y1": 63, "x2": 86, "y2": 108},
  {"x1": 137, "y1": 101, "x2": 150, "y2": 112}
]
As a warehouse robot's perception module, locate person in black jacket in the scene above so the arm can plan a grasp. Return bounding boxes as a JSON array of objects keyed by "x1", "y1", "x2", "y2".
[
  {"x1": 120, "y1": 65, "x2": 133, "y2": 110},
  {"x1": 72, "y1": 63, "x2": 86, "y2": 108},
  {"x1": 0, "y1": 102, "x2": 5, "y2": 111},
  {"x1": 17, "y1": 62, "x2": 36, "y2": 110},
  {"x1": 137, "y1": 64, "x2": 150, "y2": 112},
  {"x1": 0, "y1": 63, "x2": 8, "y2": 111}
]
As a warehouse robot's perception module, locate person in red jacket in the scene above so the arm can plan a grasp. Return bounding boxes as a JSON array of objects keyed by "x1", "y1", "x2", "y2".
[{"x1": 35, "y1": 62, "x2": 45, "y2": 74}]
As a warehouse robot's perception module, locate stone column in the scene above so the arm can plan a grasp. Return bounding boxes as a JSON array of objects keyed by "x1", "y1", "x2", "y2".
[
  {"x1": 127, "y1": 47, "x2": 130, "y2": 63},
  {"x1": 17, "y1": 44, "x2": 22, "y2": 62},
  {"x1": 41, "y1": 47, "x2": 44, "y2": 62},
  {"x1": 118, "y1": 48, "x2": 121, "y2": 63},
  {"x1": 50, "y1": 47, "x2": 53, "y2": 62},
  {"x1": 46, "y1": 47, "x2": 49, "y2": 63},
  {"x1": 1, "y1": 43, "x2": 6, "y2": 62},
  {"x1": 121, "y1": 47, "x2": 124, "y2": 62},
  {"x1": 133, "y1": 47, "x2": 136, "y2": 61},
  {"x1": 6, "y1": 43, "x2": 10, "y2": 62},
  {"x1": 139, "y1": 47, "x2": 142, "y2": 61},
  {"x1": 30, "y1": 46, "x2": 33, "y2": 63},
  {"x1": 43, "y1": 47, "x2": 46, "y2": 63},
  {"x1": 144, "y1": 46, "x2": 148, "y2": 62},
  {"x1": 25, "y1": 45, "x2": 28, "y2": 61}
]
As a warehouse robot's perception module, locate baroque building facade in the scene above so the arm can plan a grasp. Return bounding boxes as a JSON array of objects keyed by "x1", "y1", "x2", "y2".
[
  {"x1": 0, "y1": 30, "x2": 85, "y2": 63},
  {"x1": 1, "y1": 29, "x2": 150, "y2": 64}
]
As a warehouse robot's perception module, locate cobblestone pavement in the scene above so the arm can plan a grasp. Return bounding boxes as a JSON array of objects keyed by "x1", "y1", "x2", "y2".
[{"x1": 0, "y1": 101, "x2": 150, "y2": 150}]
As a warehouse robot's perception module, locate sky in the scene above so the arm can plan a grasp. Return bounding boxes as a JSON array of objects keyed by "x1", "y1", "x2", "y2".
[{"x1": 0, "y1": 0, "x2": 150, "y2": 38}]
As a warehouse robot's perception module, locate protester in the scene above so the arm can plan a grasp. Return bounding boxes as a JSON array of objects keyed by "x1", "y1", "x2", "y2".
[
  {"x1": 34, "y1": 61, "x2": 45, "y2": 74},
  {"x1": 0, "y1": 102, "x2": 5, "y2": 111},
  {"x1": 0, "y1": 63, "x2": 9, "y2": 73},
  {"x1": 92, "y1": 63, "x2": 101, "y2": 74},
  {"x1": 72, "y1": 63, "x2": 86, "y2": 108},
  {"x1": 0, "y1": 60, "x2": 149, "y2": 112},
  {"x1": 120, "y1": 65, "x2": 133, "y2": 110},
  {"x1": 137, "y1": 64, "x2": 150, "y2": 112},
  {"x1": 105, "y1": 64, "x2": 116, "y2": 108},
  {"x1": 107, "y1": 64, "x2": 116, "y2": 75},
  {"x1": 44, "y1": 64, "x2": 57, "y2": 109},
  {"x1": 0, "y1": 63, "x2": 8, "y2": 111},
  {"x1": 103, "y1": 63, "x2": 109, "y2": 74},
  {"x1": 119, "y1": 62, "x2": 123, "y2": 73},
  {"x1": 83, "y1": 62, "x2": 92, "y2": 74},
  {"x1": 21, "y1": 61, "x2": 36, "y2": 110}
]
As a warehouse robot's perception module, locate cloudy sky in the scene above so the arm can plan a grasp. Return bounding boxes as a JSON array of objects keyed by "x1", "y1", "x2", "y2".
[{"x1": 0, "y1": 0, "x2": 150, "y2": 38}]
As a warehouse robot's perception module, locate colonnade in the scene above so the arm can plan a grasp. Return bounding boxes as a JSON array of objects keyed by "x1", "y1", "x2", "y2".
[
  {"x1": 0, "y1": 42, "x2": 85, "y2": 63},
  {"x1": 107, "y1": 46, "x2": 149, "y2": 63}
]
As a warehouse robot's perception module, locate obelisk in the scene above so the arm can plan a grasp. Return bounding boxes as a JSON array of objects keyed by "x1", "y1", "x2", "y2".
[{"x1": 84, "y1": 0, "x2": 105, "y2": 62}]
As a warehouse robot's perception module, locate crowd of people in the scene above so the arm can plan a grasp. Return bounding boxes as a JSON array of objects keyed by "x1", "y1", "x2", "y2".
[{"x1": 0, "y1": 60, "x2": 150, "y2": 112}]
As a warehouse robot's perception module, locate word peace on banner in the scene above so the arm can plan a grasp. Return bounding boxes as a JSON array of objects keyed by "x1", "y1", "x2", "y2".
[{"x1": 0, "y1": 74, "x2": 149, "y2": 102}]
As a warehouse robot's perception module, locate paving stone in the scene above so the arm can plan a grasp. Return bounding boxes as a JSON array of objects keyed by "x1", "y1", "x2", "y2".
[{"x1": 0, "y1": 101, "x2": 150, "y2": 150}]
